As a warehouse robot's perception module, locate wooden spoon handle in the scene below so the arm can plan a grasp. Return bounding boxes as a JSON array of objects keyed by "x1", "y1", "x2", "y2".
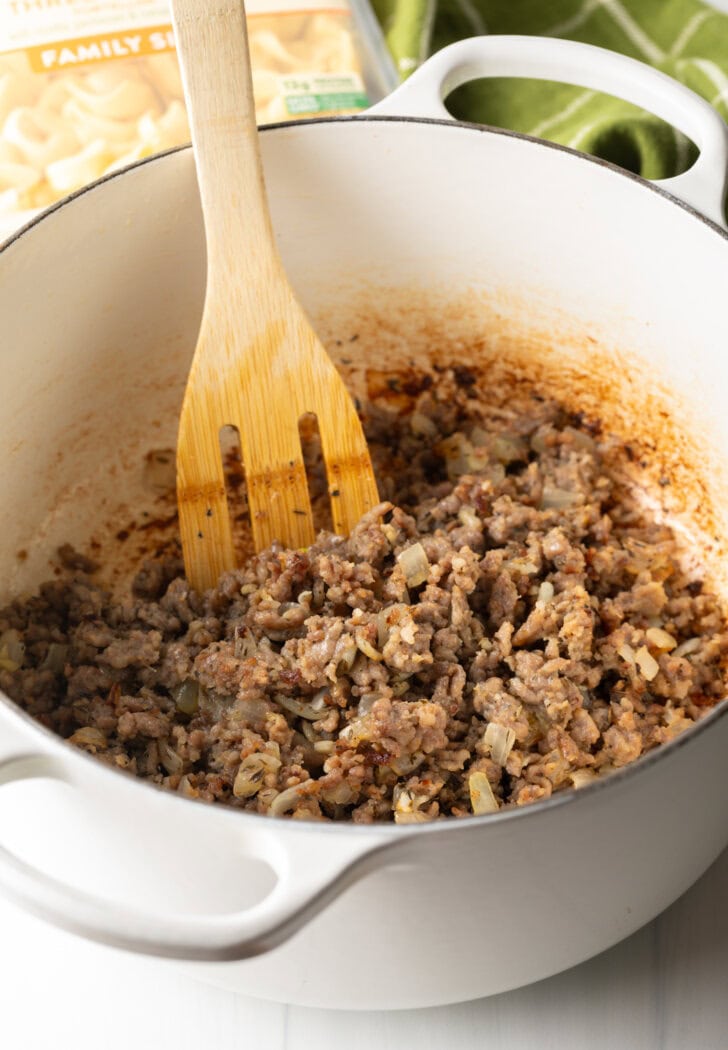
[{"x1": 169, "y1": 0, "x2": 277, "y2": 283}]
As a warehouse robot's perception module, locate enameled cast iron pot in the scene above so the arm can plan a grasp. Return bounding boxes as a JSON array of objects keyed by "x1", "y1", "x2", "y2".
[{"x1": 0, "y1": 37, "x2": 727, "y2": 1010}]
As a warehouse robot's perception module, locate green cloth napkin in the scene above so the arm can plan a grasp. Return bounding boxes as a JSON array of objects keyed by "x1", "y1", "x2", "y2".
[{"x1": 371, "y1": 0, "x2": 728, "y2": 179}]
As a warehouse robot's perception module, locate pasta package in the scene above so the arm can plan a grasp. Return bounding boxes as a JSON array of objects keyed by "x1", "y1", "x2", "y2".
[{"x1": 0, "y1": 0, "x2": 397, "y2": 236}]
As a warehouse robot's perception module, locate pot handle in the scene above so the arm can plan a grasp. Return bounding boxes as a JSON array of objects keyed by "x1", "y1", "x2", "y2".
[
  {"x1": 369, "y1": 35, "x2": 728, "y2": 228},
  {"x1": 0, "y1": 721, "x2": 393, "y2": 961}
]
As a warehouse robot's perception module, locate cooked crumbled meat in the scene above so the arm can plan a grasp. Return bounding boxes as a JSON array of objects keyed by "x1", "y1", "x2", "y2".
[
  {"x1": 57, "y1": 544, "x2": 99, "y2": 574},
  {"x1": 1, "y1": 371, "x2": 726, "y2": 823}
]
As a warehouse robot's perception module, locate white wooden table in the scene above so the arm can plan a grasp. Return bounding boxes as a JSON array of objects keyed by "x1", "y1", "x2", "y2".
[{"x1": 1, "y1": 846, "x2": 726, "y2": 1050}]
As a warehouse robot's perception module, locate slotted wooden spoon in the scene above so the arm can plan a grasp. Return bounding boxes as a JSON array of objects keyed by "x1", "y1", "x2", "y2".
[{"x1": 170, "y1": 0, "x2": 379, "y2": 593}]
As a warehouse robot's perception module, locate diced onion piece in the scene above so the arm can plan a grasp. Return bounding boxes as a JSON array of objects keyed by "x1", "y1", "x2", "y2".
[
  {"x1": 269, "y1": 783, "x2": 307, "y2": 816},
  {"x1": 437, "y1": 432, "x2": 472, "y2": 478},
  {"x1": 617, "y1": 642, "x2": 636, "y2": 666},
  {"x1": 458, "y1": 505, "x2": 481, "y2": 529},
  {"x1": 662, "y1": 706, "x2": 694, "y2": 740},
  {"x1": 645, "y1": 627, "x2": 677, "y2": 652},
  {"x1": 357, "y1": 693, "x2": 377, "y2": 717},
  {"x1": 233, "y1": 626, "x2": 257, "y2": 659},
  {"x1": 301, "y1": 721, "x2": 318, "y2": 744},
  {"x1": 437, "y1": 432, "x2": 466, "y2": 456},
  {"x1": 41, "y1": 642, "x2": 68, "y2": 672},
  {"x1": 158, "y1": 739, "x2": 183, "y2": 775},
  {"x1": 484, "y1": 463, "x2": 506, "y2": 485},
  {"x1": 397, "y1": 542, "x2": 430, "y2": 588},
  {"x1": 376, "y1": 609, "x2": 392, "y2": 648},
  {"x1": 410, "y1": 412, "x2": 439, "y2": 438},
  {"x1": 175, "y1": 679, "x2": 200, "y2": 715},
  {"x1": 673, "y1": 637, "x2": 701, "y2": 659},
  {"x1": 276, "y1": 693, "x2": 327, "y2": 720},
  {"x1": 0, "y1": 629, "x2": 25, "y2": 670},
  {"x1": 198, "y1": 689, "x2": 229, "y2": 722},
  {"x1": 530, "y1": 429, "x2": 550, "y2": 454},
  {"x1": 570, "y1": 769, "x2": 597, "y2": 789},
  {"x1": 466, "y1": 446, "x2": 491, "y2": 472},
  {"x1": 178, "y1": 775, "x2": 199, "y2": 799},
  {"x1": 507, "y1": 557, "x2": 539, "y2": 575},
  {"x1": 537, "y1": 581, "x2": 554, "y2": 604},
  {"x1": 355, "y1": 634, "x2": 383, "y2": 662},
  {"x1": 635, "y1": 645, "x2": 660, "y2": 681},
  {"x1": 381, "y1": 523, "x2": 398, "y2": 544},
  {"x1": 390, "y1": 751, "x2": 426, "y2": 777},
  {"x1": 321, "y1": 781, "x2": 354, "y2": 805},
  {"x1": 333, "y1": 637, "x2": 357, "y2": 675},
  {"x1": 563, "y1": 426, "x2": 596, "y2": 452},
  {"x1": 310, "y1": 688, "x2": 330, "y2": 711},
  {"x1": 483, "y1": 722, "x2": 516, "y2": 766},
  {"x1": 235, "y1": 697, "x2": 271, "y2": 725},
  {"x1": 489, "y1": 433, "x2": 528, "y2": 464},
  {"x1": 541, "y1": 485, "x2": 580, "y2": 510},
  {"x1": 469, "y1": 771, "x2": 499, "y2": 815},
  {"x1": 392, "y1": 785, "x2": 429, "y2": 823},
  {"x1": 339, "y1": 711, "x2": 373, "y2": 745},
  {"x1": 392, "y1": 785, "x2": 413, "y2": 814},
  {"x1": 233, "y1": 751, "x2": 281, "y2": 798},
  {"x1": 68, "y1": 726, "x2": 107, "y2": 749},
  {"x1": 394, "y1": 809, "x2": 431, "y2": 824}
]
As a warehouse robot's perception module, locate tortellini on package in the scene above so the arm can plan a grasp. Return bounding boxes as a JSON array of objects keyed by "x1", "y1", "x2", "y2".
[{"x1": 0, "y1": 0, "x2": 397, "y2": 234}]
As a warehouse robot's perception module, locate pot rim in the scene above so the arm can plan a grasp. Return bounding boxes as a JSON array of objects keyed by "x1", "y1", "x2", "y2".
[
  {"x1": 1, "y1": 112, "x2": 726, "y2": 839},
  {"x1": 3, "y1": 112, "x2": 727, "y2": 254}
]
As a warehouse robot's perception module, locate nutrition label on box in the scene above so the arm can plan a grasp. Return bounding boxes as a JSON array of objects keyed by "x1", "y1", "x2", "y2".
[{"x1": 279, "y1": 73, "x2": 368, "y2": 116}]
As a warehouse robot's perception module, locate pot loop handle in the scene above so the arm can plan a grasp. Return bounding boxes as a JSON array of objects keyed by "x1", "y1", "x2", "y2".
[
  {"x1": 0, "y1": 719, "x2": 395, "y2": 961},
  {"x1": 369, "y1": 35, "x2": 728, "y2": 229}
]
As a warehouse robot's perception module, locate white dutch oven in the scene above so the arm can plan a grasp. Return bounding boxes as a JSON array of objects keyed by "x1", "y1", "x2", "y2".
[{"x1": 0, "y1": 36, "x2": 727, "y2": 1011}]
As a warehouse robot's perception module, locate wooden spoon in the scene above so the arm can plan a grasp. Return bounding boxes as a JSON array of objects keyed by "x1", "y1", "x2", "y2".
[{"x1": 170, "y1": 0, "x2": 379, "y2": 593}]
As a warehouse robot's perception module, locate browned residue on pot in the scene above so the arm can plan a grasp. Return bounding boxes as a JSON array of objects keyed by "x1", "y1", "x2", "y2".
[
  {"x1": 317, "y1": 285, "x2": 728, "y2": 595},
  {"x1": 15, "y1": 284, "x2": 728, "y2": 604}
]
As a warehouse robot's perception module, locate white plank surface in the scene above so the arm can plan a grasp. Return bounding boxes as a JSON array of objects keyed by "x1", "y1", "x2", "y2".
[{"x1": 1, "y1": 846, "x2": 726, "y2": 1050}]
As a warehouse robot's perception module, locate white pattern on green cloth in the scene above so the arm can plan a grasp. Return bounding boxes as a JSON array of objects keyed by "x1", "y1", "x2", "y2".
[{"x1": 374, "y1": 0, "x2": 728, "y2": 190}]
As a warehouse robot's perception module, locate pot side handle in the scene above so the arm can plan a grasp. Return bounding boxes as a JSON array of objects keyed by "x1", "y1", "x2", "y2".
[
  {"x1": 369, "y1": 35, "x2": 728, "y2": 229},
  {"x1": 0, "y1": 726, "x2": 394, "y2": 962}
]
